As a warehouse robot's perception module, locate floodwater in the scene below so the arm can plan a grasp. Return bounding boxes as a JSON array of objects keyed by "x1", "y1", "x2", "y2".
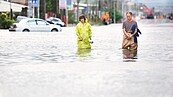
[
  {"x1": 0, "y1": 22, "x2": 173, "y2": 97},
  {"x1": 0, "y1": 23, "x2": 173, "y2": 65}
]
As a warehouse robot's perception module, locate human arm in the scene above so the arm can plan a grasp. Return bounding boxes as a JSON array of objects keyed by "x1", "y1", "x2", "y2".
[
  {"x1": 76, "y1": 24, "x2": 83, "y2": 41},
  {"x1": 123, "y1": 28, "x2": 131, "y2": 39},
  {"x1": 130, "y1": 22, "x2": 138, "y2": 37},
  {"x1": 122, "y1": 22, "x2": 131, "y2": 39},
  {"x1": 130, "y1": 28, "x2": 137, "y2": 37},
  {"x1": 123, "y1": 28, "x2": 129, "y2": 37}
]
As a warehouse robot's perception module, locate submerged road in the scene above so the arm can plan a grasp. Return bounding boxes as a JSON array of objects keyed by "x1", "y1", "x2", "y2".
[{"x1": 0, "y1": 22, "x2": 173, "y2": 97}]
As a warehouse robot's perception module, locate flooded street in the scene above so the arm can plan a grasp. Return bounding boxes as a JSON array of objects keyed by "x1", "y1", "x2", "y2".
[
  {"x1": 1, "y1": 23, "x2": 173, "y2": 64},
  {"x1": 0, "y1": 22, "x2": 173, "y2": 97}
]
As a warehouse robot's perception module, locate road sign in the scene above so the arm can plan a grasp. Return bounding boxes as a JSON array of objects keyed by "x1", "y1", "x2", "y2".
[
  {"x1": 28, "y1": 0, "x2": 39, "y2": 7},
  {"x1": 59, "y1": 0, "x2": 67, "y2": 9},
  {"x1": 67, "y1": 0, "x2": 73, "y2": 10}
]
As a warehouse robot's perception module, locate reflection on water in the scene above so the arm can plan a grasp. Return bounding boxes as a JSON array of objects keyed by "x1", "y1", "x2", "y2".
[
  {"x1": 77, "y1": 48, "x2": 91, "y2": 62},
  {"x1": 122, "y1": 49, "x2": 137, "y2": 62},
  {"x1": 0, "y1": 23, "x2": 173, "y2": 65}
]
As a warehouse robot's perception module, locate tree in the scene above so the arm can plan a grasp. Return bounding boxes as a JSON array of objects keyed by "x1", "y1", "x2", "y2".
[{"x1": 40, "y1": 0, "x2": 58, "y2": 19}]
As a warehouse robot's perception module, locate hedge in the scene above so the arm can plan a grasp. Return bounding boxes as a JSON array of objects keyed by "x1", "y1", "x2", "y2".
[{"x1": 0, "y1": 13, "x2": 15, "y2": 29}]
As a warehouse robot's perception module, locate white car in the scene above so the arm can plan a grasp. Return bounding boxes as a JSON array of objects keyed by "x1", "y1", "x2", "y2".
[
  {"x1": 46, "y1": 17, "x2": 65, "y2": 27},
  {"x1": 9, "y1": 18, "x2": 62, "y2": 32}
]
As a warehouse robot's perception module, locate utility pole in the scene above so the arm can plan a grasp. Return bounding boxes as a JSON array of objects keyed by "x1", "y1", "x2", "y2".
[
  {"x1": 56, "y1": 0, "x2": 60, "y2": 16},
  {"x1": 77, "y1": 0, "x2": 80, "y2": 21},
  {"x1": 66, "y1": 0, "x2": 68, "y2": 26},
  {"x1": 38, "y1": 0, "x2": 40, "y2": 18},
  {"x1": 86, "y1": 0, "x2": 88, "y2": 18},
  {"x1": 136, "y1": 0, "x2": 138, "y2": 16},
  {"x1": 114, "y1": 0, "x2": 116, "y2": 23},
  {"x1": 96, "y1": 0, "x2": 98, "y2": 18},
  {"x1": 43, "y1": 0, "x2": 46, "y2": 19},
  {"x1": 9, "y1": 0, "x2": 13, "y2": 20}
]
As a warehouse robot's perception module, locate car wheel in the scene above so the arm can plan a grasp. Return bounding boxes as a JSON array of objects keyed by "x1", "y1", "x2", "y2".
[
  {"x1": 22, "y1": 29, "x2": 30, "y2": 32},
  {"x1": 51, "y1": 29, "x2": 58, "y2": 32}
]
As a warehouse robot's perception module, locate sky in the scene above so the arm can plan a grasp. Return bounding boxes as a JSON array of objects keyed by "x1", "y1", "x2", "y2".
[{"x1": 137, "y1": 0, "x2": 173, "y2": 13}]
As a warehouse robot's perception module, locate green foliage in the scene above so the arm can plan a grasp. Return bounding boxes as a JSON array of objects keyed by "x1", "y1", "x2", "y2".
[
  {"x1": 0, "y1": 13, "x2": 15, "y2": 29},
  {"x1": 110, "y1": 10, "x2": 123, "y2": 23},
  {"x1": 46, "y1": 0, "x2": 57, "y2": 13},
  {"x1": 94, "y1": 19, "x2": 102, "y2": 26},
  {"x1": 68, "y1": 10, "x2": 77, "y2": 24},
  {"x1": 0, "y1": 13, "x2": 8, "y2": 21}
]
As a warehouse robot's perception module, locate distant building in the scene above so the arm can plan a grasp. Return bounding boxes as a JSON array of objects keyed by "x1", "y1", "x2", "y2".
[
  {"x1": 5, "y1": 0, "x2": 27, "y2": 5},
  {"x1": 138, "y1": 4, "x2": 154, "y2": 19}
]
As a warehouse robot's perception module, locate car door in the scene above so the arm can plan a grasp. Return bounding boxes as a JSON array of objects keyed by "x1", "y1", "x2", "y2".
[
  {"x1": 36, "y1": 20, "x2": 50, "y2": 32},
  {"x1": 26, "y1": 20, "x2": 38, "y2": 32}
]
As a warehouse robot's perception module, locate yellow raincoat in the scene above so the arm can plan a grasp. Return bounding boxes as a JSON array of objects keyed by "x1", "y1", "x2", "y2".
[{"x1": 76, "y1": 21, "x2": 92, "y2": 49}]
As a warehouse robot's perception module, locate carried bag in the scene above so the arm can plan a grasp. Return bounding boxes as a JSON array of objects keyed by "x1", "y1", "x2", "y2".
[
  {"x1": 131, "y1": 25, "x2": 142, "y2": 37},
  {"x1": 130, "y1": 24, "x2": 142, "y2": 43}
]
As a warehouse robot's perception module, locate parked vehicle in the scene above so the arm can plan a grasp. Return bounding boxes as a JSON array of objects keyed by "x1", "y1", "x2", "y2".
[
  {"x1": 9, "y1": 23, "x2": 17, "y2": 31},
  {"x1": 168, "y1": 14, "x2": 173, "y2": 20},
  {"x1": 9, "y1": 18, "x2": 62, "y2": 32},
  {"x1": 46, "y1": 17, "x2": 66, "y2": 27},
  {"x1": 147, "y1": 14, "x2": 154, "y2": 19},
  {"x1": 16, "y1": 16, "x2": 28, "y2": 23}
]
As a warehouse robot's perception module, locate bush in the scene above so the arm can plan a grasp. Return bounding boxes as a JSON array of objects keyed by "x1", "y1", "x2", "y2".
[
  {"x1": 0, "y1": 13, "x2": 15, "y2": 29},
  {"x1": 110, "y1": 10, "x2": 123, "y2": 23}
]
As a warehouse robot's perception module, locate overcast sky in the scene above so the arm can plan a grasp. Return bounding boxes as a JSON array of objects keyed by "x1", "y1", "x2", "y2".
[
  {"x1": 137, "y1": 0, "x2": 173, "y2": 13},
  {"x1": 137, "y1": 0, "x2": 173, "y2": 8}
]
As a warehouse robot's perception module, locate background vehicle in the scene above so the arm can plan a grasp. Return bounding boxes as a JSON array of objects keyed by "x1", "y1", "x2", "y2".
[
  {"x1": 9, "y1": 18, "x2": 62, "y2": 32},
  {"x1": 16, "y1": 16, "x2": 29, "y2": 23},
  {"x1": 46, "y1": 17, "x2": 66, "y2": 27},
  {"x1": 168, "y1": 14, "x2": 173, "y2": 20}
]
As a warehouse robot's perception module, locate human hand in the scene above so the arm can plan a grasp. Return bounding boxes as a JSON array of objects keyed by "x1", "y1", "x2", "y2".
[
  {"x1": 130, "y1": 34, "x2": 133, "y2": 37},
  {"x1": 89, "y1": 39, "x2": 94, "y2": 44},
  {"x1": 127, "y1": 35, "x2": 133, "y2": 39},
  {"x1": 79, "y1": 37, "x2": 83, "y2": 41},
  {"x1": 127, "y1": 36, "x2": 131, "y2": 40},
  {"x1": 126, "y1": 34, "x2": 131, "y2": 40}
]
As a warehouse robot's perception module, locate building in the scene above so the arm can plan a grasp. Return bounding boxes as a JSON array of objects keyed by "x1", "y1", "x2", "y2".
[
  {"x1": 10, "y1": 0, "x2": 27, "y2": 5},
  {"x1": 0, "y1": 0, "x2": 27, "y2": 12}
]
